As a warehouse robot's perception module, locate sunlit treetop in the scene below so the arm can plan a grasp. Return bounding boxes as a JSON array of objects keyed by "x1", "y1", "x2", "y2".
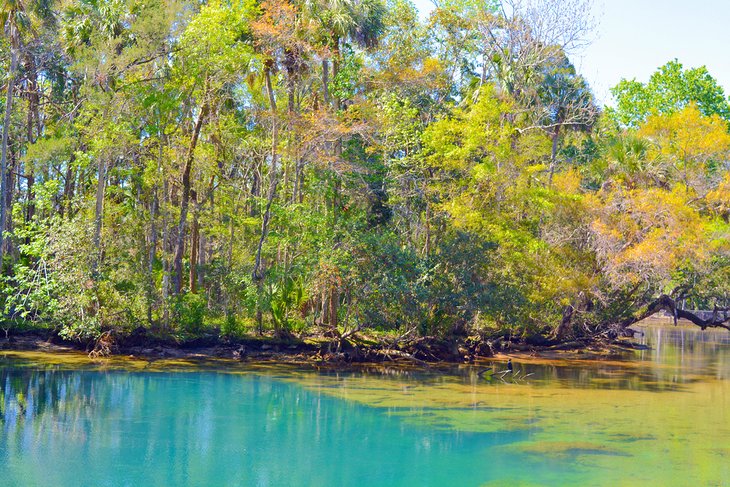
[{"x1": 610, "y1": 59, "x2": 730, "y2": 129}]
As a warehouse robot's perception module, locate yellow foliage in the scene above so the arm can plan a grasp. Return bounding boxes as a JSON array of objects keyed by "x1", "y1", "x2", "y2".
[
  {"x1": 552, "y1": 168, "x2": 582, "y2": 195},
  {"x1": 423, "y1": 85, "x2": 514, "y2": 173},
  {"x1": 706, "y1": 172, "x2": 730, "y2": 216},
  {"x1": 591, "y1": 185, "x2": 709, "y2": 287},
  {"x1": 640, "y1": 104, "x2": 730, "y2": 161},
  {"x1": 422, "y1": 57, "x2": 444, "y2": 76}
]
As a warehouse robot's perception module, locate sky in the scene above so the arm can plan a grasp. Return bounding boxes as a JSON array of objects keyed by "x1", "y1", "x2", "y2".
[{"x1": 411, "y1": 0, "x2": 730, "y2": 106}]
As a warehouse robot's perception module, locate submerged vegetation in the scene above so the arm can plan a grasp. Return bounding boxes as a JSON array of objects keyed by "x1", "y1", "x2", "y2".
[{"x1": 0, "y1": 0, "x2": 729, "y2": 355}]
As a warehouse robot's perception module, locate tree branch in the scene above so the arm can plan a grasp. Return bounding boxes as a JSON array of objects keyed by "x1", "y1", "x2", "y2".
[{"x1": 620, "y1": 294, "x2": 730, "y2": 331}]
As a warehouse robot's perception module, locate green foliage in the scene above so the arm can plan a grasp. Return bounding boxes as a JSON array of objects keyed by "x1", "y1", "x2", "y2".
[
  {"x1": 0, "y1": 0, "x2": 729, "y2": 347},
  {"x1": 330, "y1": 45, "x2": 363, "y2": 102},
  {"x1": 173, "y1": 293, "x2": 207, "y2": 336},
  {"x1": 610, "y1": 60, "x2": 730, "y2": 128}
]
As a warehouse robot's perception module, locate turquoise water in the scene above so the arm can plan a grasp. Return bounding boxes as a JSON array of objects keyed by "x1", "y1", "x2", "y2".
[
  {"x1": 2, "y1": 322, "x2": 730, "y2": 486},
  {"x1": 1, "y1": 368, "x2": 526, "y2": 486}
]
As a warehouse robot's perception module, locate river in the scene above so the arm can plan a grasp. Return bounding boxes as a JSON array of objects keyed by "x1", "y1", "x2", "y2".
[{"x1": 2, "y1": 322, "x2": 729, "y2": 486}]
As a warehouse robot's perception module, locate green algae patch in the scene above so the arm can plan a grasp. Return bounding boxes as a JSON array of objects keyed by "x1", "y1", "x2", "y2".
[
  {"x1": 388, "y1": 406, "x2": 536, "y2": 433},
  {"x1": 266, "y1": 355, "x2": 730, "y2": 486},
  {"x1": 509, "y1": 441, "x2": 631, "y2": 459},
  {"x1": 0, "y1": 350, "x2": 152, "y2": 369}
]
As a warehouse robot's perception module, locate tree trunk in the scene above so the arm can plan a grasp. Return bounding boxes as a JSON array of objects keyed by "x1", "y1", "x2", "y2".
[
  {"x1": 91, "y1": 156, "x2": 106, "y2": 276},
  {"x1": 196, "y1": 175, "x2": 215, "y2": 292},
  {"x1": 333, "y1": 58, "x2": 340, "y2": 111},
  {"x1": 62, "y1": 153, "x2": 76, "y2": 218},
  {"x1": 197, "y1": 230, "x2": 205, "y2": 291},
  {"x1": 252, "y1": 64, "x2": 279, "y2": 283},
  {"x1": 329, "y1": 285, "x2": 338, "y2": 328},
  {"x1": 173, "y1": 99, "x2": 208, "y2": 295},
  {"x1": 147, "y1": 138, "x2": 163, "y2": 325},
  {"x1": 285, "y1": 55, "x2": 298, "y2": 204},
  {"x1": 285, "y1": 48, "x2": 296, "y2": 114},
  {"x1": 332, "y1": 39, "x2": 341, "y2": 112},
  {"x1": 148, "y1": 187, "x2": 158, "y2": 324},
  {"x1": 250, "y1": 158, "x2": 261, "y2": 216},
  {"x1": 6, "y1": 146, "x2": 16, "y2": 252},
  {"x1": 252, "y1": 64, "x2": 279, "y2": 335},
  {"x1": 25, "y1": 53, "x2": 39, "y2": 224},
  {"x1": 0, "y1": 45, "x2": 18, "y2": 268},
  {"x1": 189, "y1": 191, "x2": 199, "y2": 293},
  {"x1": 554, "y1": 304, "x2": 574, "y2": 340},
  {"x1": 161, "y1": 177, "x2": 170, "y2": 330},
  {"x1": 227, "y1": 215, "x2": 234, "y2": 272},
  {"x1": 330, "y1": 39, "x2": 343, "y2": 230},
  {"x1": 322, "y1": 59, "x2": 330, "y2": 107}
]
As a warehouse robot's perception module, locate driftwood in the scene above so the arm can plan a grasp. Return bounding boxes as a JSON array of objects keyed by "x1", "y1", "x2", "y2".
[
  {"x1": 376, "y1": 349, "x2": 429, "y2": 367},
  {"x1": 545, "y1": 340, "x2": 585, "y2": 351}
]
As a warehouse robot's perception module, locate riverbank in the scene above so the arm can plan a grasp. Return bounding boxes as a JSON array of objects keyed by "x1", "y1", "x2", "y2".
[{"x1": 0, "y1": 325, "x2": 648, "y2": 367}]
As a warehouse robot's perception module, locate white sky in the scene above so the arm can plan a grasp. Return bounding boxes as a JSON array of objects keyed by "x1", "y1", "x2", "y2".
[{"x1": 411, "y1": 0, "x2": 730, "y2": 106}]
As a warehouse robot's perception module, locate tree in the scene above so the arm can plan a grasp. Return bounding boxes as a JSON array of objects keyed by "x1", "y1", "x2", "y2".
[
  {"x1": 638, "y1": 103, "x2": 730, "y2": 194},
  {"x1": 171, "y1": 0, "x2": 255, "y2": 294},
  {"x1": 610, "y1": 60, "x2": 730, "y2": 128},
  {"x1": 0, "y1": 0, "x2": 32, "y2": 269},
  {"x1": 302, "y1": 0, "x2": 385, "y2": 109},
  {"x1": 533, "y1": 52, "x2": 596, "y2": 180},
  {"x1": 477, "y1": 0, "x2": 594, "y2": 99},
  {"x1": 8, "y1": 0, "x2": 730, "y2": 348}
]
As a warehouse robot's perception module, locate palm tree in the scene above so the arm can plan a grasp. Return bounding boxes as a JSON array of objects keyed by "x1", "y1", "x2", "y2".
[
  {"x1": 301, "y1": 0, "x2": 385, "y2": 109},
  {"x1": 536, "y1": 53, "x2": 596, "y2": 183},
  {"x1": 604, "y1": 135, "x2": 668, "y2": 188}
]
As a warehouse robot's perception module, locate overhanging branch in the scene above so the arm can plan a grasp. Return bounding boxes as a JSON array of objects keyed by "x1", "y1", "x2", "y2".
[{"x1": 620, "y1": 294, "x2": 730, "y2": 331}]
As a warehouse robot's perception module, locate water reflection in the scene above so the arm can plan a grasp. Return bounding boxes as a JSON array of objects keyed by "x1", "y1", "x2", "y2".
[
  {"x1": 1, "y1": 365, "x2": 540, "y2": 487},
  {"x1": 634, "y1": 320, "x2": 730, "y2": 379}
]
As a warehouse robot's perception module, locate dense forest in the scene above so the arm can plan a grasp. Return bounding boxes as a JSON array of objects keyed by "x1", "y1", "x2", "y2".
[{"x1": 0, "y1": 0, "x2": 729, "y2": 350}]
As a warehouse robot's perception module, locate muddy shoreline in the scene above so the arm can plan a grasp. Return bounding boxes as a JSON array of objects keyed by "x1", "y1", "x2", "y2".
[{"x1": 0, "y1": 328, "x2": 647, "y2": 368}]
